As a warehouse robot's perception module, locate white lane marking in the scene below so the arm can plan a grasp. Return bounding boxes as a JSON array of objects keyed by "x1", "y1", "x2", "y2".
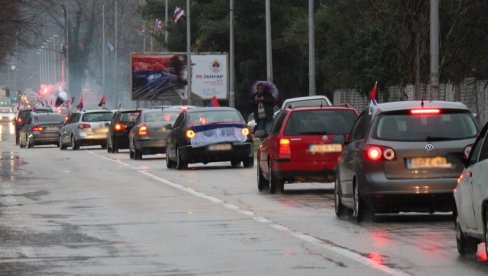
[{"x1": 90, "y1": 151, "x2": 409, "y2": 276}]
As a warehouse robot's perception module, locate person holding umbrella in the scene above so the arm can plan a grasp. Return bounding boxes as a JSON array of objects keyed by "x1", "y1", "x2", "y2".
[{"x1": 251, "y1": 83, "x2": 275, "y2": 136}]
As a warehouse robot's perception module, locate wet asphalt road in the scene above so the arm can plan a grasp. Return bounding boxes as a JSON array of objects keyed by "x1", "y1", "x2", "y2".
[{"x1": 0, "y1": 121, "x2": 488, "y2": 275}]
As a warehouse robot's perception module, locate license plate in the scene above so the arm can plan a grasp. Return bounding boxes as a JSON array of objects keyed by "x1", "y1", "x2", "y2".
[
  {"x1": 95, "y1": 128, "x2": 109, "y2": 133},
  {"x1": 309, "y1": 144, "x2": 342, "y2": 153},
  {"x1": 407, "y1": 156, "x2": 452, "y2": 169},
  {"x1": 209, "y1": 143, "x2": 232, "y2": 151},
  {"x1": 46, "y1": 127, "x2": 59, "y2": 132}
]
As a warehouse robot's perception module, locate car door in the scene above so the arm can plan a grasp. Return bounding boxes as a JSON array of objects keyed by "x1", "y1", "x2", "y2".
[
  {"x1": 470, "y1": 127, "x2": 488, "y2": 231},
  {"x1": 339, "y1": 111, "x2": 370, "y2": 203},
  {"x1": 457, "y1": 124, "x2": 488, "y2": 230},
  {"x1": 259, "y1": 111, "x2": 287, "y2": 177},
  {"x1": 60, "y1": 113, "x2": 79, "y2": 143},
  {"x1": 167, "y1": 112, "x2": 186, "y2": 160},
  {"x1": 20, "y1": 115, "x2": 33, "y2": 144}
]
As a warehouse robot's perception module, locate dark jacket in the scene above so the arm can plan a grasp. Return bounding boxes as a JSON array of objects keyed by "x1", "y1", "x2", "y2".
[{"x1": 251, "y1": 92, "x2": 275, "y2": 122}]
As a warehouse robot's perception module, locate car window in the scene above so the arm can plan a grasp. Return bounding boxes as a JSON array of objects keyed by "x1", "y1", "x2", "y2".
[
  {"x1": 283, "y1": 98, "x2": 330, "y2": 109},
  {"x1": 143, "y1": 110, "x2": 180, "y2": 123},
  {"x1": 68, "y1": 113, "x2": 81, "y2": 123},
  {"x1": 374, "y1": 110, "x2": 478, "y2": 141},
  {"x1": 0, "y1": 107, "x2": 12, "y2": 113},
  {"x1": 119, "y1": 111, "x2": 141, "y2": 123},
  {"x1": 33, "y1": 114, "x2": 65, "y2": 123},
  {"x1": 269, "y1": 110, "x2": 287, "y2": 135},
  {"x1": 188, "y1": 110, "x2": 243, "y2": 125},
  {"x1": 173, "y1": 112, "x2": 185, "y2": 128},
  {"x1": 349, "y1": 111, "x2": 368, "y2": 142},
  {"x1": 82, "y1": 112, "x2": 113, "y2": 122},
  {"x1": 475, "y1": 126, "x2": 488, "y2": 163},
  {"x1": 284, "y1": 109, "x2": 357, "y2": 136}
]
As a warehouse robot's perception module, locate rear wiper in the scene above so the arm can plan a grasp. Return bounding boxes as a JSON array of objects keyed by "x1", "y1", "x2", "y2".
[{"x1": 425, "y1": 136, "x2": 455, "y2": 141}]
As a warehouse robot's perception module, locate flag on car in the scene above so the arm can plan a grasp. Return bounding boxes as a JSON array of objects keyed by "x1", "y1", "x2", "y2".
[
  {"x1": 368, "y1": 81, "x2": 378, "y2": 115},
  {"x1": 76, "y1": 95, "x2": 84, "y2": 110},
  {"x1": 55, "y1": 90, "x2": 68, "y2": 107},
  {"x1": 98, "y1": 95, "x2": 106, "y2": 107},
  {"x1": 71, "y1": 96, "x2": 76, "y2": 105},
  {"x1": 210, "y1": 96, "x2": 220, "y2": 107},
  {"x1": 174, "y1": 6, "x2": 185, "y2": 23}
]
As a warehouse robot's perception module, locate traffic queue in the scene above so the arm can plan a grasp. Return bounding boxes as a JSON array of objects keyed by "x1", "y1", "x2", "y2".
[{"x1": 12, "y1": 95, "x2": 488, "y2": 259}]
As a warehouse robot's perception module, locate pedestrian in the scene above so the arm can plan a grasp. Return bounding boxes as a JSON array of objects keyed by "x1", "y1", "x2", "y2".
[{"x1": 251, "y1": 83, "x2": 275, "y2": 135}]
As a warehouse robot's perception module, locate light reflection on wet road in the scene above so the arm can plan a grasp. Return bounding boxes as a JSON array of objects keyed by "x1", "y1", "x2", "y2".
[{"x1": 0, "y1": 121, "x2": 488, "y2": 275}]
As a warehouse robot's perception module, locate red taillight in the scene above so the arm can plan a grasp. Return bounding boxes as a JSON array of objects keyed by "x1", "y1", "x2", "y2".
[
  {"x1": 363, "y1": 145, "x2": 396, "y2": 161},
  {"x1": 278, "y1": 138, "x2": 291, "y2": 159},
  {"x1": 138, "y1": 125, "x2": 148, "y2": 136},
  {"x1": 410, "y1": 108, "x2": 440, "y2": 115},
  {"x1": 64, "y1": 116, "x2": 69, "y2": 122},
  {"x1": 32, "y1": 125, "x2": 44, "y2": 132},
  {"x1": 114, "y1": 123, "x2": 126, "y2": 131},
  {"x1": 78, "y1": 123, "x2": 91, "y2": 129},
  {"x1": 17, "y1": 118, "x2": 22, "y2": 125}
]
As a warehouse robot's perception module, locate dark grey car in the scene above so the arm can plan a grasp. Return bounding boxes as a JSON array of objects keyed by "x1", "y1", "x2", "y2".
[
  {"x1": 19, "y1": 113, "x2": 65, "y2": 148},
  {"x1": 335, "y1": 101, "x2": 479, "y2": 222}
]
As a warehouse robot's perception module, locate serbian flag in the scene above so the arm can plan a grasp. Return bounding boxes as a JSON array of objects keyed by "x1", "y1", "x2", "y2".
[
  {"x1": 98, "y1": 96, "x2": 106, "y2": 107},
  {"x1": 76, "y1": 95, "x2": 84, "y2": 110},
  {"x1": 55, "y1": 90, "x2": 68, "y2": 107},
  {"x1": 174, "y1": 6, "x2": 185, "y2": 23},
  {"x1": 368, "y1": 81, "x2": 378, "y2": 114},
  {"x1": 210, "y1": 96, "x2": 220, "y2": 107}
]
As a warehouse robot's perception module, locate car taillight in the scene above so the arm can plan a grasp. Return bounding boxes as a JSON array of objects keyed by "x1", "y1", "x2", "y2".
[
  {"x1": 115, "y1": 123, "x2": 126, "y2": 131},
  {"x1": 32, "y1": 125, "x2": 44, "y2": 132},
  {"x1": 410, "y1": 108, "x2": 440, "y2": 115},
  {"x1": 186, "y1": 129, "x2": 195, "y2": 139},
  {"x1": 17, "y1": 118, "x2": 22, "y2": 125},
  {"x1": 464, "y1": 144, "x2": 473, "y2": 159},
  {"x1": 278, "y1": 138, "x2": 291, "y2": 159},
  {"x1": 138, "y1": 125, "x2": 148, "y2": 136},
  {"x1": 241, "y1": 127, "x2": 250, "y2": 136},
  {"x1": 78, "y1": 123, "x2": 91, "y2": 129},
  {"x1": 363, "y1": 144, "x2": 396, "y2": 161}
]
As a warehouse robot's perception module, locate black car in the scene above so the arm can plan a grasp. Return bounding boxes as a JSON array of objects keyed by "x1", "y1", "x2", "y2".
[
  {"x1": 19, "y1": 113, "x2": 65, "y2": 148},
  {"x1": 107, "y1": 109, "x2": 141, "y2": 153},
  {"x1": 165, "y1": 107, "x2": 254, "y2": 170},
  {"x1": 15, "y1": 107, "x2": 53, "y2": 145}
]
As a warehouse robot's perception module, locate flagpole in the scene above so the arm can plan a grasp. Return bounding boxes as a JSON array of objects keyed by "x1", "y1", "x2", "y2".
[
  {"x1": 165, "y1": 0, "x2": 168, "y2": 45},
  {"x1": 265, "y1": 0, "x2": 273, "y2": 83},
  {"x1": 102, "y1": 4, "x2": 105, "y2": 101},
  {"x1": 229, "y1": 0, "x2": 235, "y2": 107},
  {"x1": 114, "y1": 1, "x2": 118, "y2": 107},
  {"x1": 308, "y1": 0, "x2": 316, "y2": 96},
  {"x1": 186, "y1": 0, "x2": 192, "y2": 105}
]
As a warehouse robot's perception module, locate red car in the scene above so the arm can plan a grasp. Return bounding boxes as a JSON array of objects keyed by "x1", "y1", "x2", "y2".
[{"x1": 257, "y1": 106, "x2": 358, "y2": 193}]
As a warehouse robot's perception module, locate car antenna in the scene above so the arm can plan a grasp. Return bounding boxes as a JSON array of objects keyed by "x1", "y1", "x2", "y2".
[
  {"x1": 320, "y1": 98, "x2": 323, "y2": 108},
  {"x1": 421, "y1": 98, "x2": 424, "y2": 108}
]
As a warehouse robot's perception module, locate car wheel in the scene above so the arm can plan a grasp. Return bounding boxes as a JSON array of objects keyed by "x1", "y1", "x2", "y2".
[
  {"x1": 257, "y1": 161, "x2": 267, "y2": 192},
  {"x1": 243, "y1": 156, "x2": 254, "y2": 168},
  {"x1": 267, "y1": 161, "x2": 283, "y2": 194},
  {"x1": 456, "y1": 216, "x2": 478, "y2": 255},
  {"x1": 107, "y1": 138, "x2": 112, "y2": 153},
  {"x1": 101, "y1": 143, "x2": 107, "y2": 149},
  {"x1": 71, "y1": 136, "x2": 79, "y2": 150},
  {"x1": 334, "y1": 172, "x2": 346, "y2": 218},
  {"x1": 19, "y1": 136, "x2": 25, "y2": 148},
  {"x1": 166, "y1": 150, "x2": 176, "y2": 169},
  {"x1": 15, "y1": 134, "x2": 19, "y2": 145},
  {"x1": 59, "y1": 137, "x2": 67, "y2": 150},
  {"x1": 485, "y1": 209, "x2": 488, "y2": 257},
  {"x1": 353, "y1": 182, "x2": 364, "y2": 223},
  {"x1": 26, "y1": 137, "x2": 33, "y2": 148},
  {"x1": 175, "y1": 147, "x2": 187, "y2": 170},
  {"x1": 134, "y1": 148, "x2": 143, "y2": 160},
  {"x1": 112, "y1": 139, "x2": 119, "y2": 153},
  {"x1": 231, "y1": 160, "x2": 241, "y2": 167}
]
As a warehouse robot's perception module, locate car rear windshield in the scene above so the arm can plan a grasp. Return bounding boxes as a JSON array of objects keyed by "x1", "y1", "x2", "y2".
[
  {"x1": 119, "y1": 111, "x2": 141, "y2": 123},
  {"x1": 284, "y1": 109, "x2": 357, "y2": 135},
  {"x1": 283, "y1": 98, "x2": 330, "y2": 109},
  {"x1": 374, "y1": 109, "x2": 478, "y2": 141},
  {"x1": 0, "y1": 107, "x2": 12, "y2": 113},
  {"x1": 33, "y1": 114, "x2": 64, "y2": 123},
  {"x1": 188, "y1": 110, "x2": 243, "y2": 125},
  {"x1": 144, "y1": 110, "x2": 180, "y2": 123},
  {"x1": 82, "y1": 112, "x2": 113, "y2": 122}
]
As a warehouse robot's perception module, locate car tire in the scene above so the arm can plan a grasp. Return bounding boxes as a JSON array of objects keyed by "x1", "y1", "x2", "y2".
[
  {"x1": 334, "y1": 172, "x2": 346, "y2": 218},
  {"x1": 243, "y1": 156, "x2": 254, "y2": 168},
  {"x1": 456, "y1": 216, "x2": 478, "y2": 255},
  {"x1": 15, "y1": 134, "x2": 19, "y2": 145},
  {"x1": 231, "y1": 160, "x2": 241, "y2": 167},
  {"x1": 166, "y1": 151, "x2": 176, "y2": 169},
  {"x1": 59, "y1": 137, "x2": 67, "y2": 150},
  {"x1": 107, "y1": 138, "x2": 112, "y2": 153},
  {"x1": 101, "y1": 143, "x2": 107, "y2": 149},
  {"x1": 175, "y1": 147, "x2": 187, "y2": 170},
  {"x1": 112, "y1": 140, "x2": 119, "y2": 153},
  {"x1": 134, "y1": 148, "x2": 143, "y2": 160},
  {"x1": 26, "y1": 137, "x2": 33, "y2": 148},
  {"x1": 71, "y1": 136, "x2": 79, "y2": 150},
  {"x1": 257, "y1": 162, "x2": 267, "y2": 192},
  {"x1": 19, "y1": 136, "x2": 25, "y2": 148},
  {"x1": 353, "y1": 182, "x2": 365, "y2": 223},
  {"x1": 485, "y1": 209, "x2": 488, "y2": 257},
  {"x1": 268, "y1": 161, "x2": 283, "y2": 194}
]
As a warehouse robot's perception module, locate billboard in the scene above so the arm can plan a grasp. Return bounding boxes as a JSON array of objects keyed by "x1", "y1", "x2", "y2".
[{"x1": 131, "y1": 53, "x2": 228, "y2": 101}]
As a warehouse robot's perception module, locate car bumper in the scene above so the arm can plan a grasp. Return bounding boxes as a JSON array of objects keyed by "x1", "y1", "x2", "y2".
[
  {"x1": 134, "y1": 138, "x2": 166, "y2": 154},
  {"x1": 272, "y1": 160, "x2": 337, "y2": 182},
  {"x1": 179, "y1": 142, "x2": 253, "y2": 164},
  {"x1": 113, "y1": 135, "x2": 130, "y2": 149},
  {"x1": 79, "y1": 132, "x2": 108, "y2": 141},
  {"x1": 32, "y1": 133, "x2": 59, "y2": 144}
]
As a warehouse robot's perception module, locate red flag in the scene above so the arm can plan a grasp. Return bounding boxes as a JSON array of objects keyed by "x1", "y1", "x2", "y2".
[
  {"x1": 174, "y1": 6, "x2": 185, "y2": 23},
  {"x1": 98, "y1": 96, "x2": 106, "y2": 107},
  {"x1": 76, "y1": 95, "x2": 84, "y2": 110},
  {"x1": 369, "y1": 81, "x2": 378, "y2": 102},
  {"x1": 210, "y1": 96, "x2": 220, "y2": 107},
  {"x1": 71, "y1": 96, "x2": 76, "y2": 104}
]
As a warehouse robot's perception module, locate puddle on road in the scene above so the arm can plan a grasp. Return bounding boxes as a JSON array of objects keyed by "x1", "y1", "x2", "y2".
[{"x1": 0, "y1": 151, "x2": 26, "y2": 183}]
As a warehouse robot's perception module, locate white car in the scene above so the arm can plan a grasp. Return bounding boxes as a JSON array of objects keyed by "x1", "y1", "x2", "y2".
[
  {"x1": 454, "y1": 121, "x2": 488, "y2": 257},
  {"x1": 280, "y1": 95, "x2": 332, "y2": 109},
  {"x1": 0, "y1": 106, "x2": 15, "y2": 122}
]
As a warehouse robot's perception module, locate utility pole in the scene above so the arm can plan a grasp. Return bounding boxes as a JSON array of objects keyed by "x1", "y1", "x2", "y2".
[
  {"x1": 430, "y1": 0, "x2": 439, "y2": 100},
  {"x1": 186, "y1": 0, "x2": 192, "y2": 105},
  {"x1": 165, "y1": 0, "x2": 168, "y2": 45},
  {"x1": 265, "y1": 0, "x2": 273, "y2": 83},
  {"x1": 114, "y1": 1, "x2": 118, "y2": 107},
  {"x1": 102, "y1": 4, "x2": 105, "y2": 100},
  {"x1": 308, "y1": 0, "x2": 316, "y2": 96},
  {"x1": 229, "y1": 0, "x2": 235, "y2": 107}
]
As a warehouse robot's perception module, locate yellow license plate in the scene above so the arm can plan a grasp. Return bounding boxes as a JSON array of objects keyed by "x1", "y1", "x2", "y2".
[
  {"x1": 408, "y1": 156, "x2": 452, "y2": 169},
  {"x1": 209, "y1": 143, "x2": 232, "y2": 151},
  {"x1": 309, "y1": 144, "x2": 342, "y2": 153}
]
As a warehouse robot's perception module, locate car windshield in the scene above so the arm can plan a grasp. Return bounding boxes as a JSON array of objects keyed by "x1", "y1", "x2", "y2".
[
  {"x1": 374, "y1": 110, "x2": 478, "y2": 141},
  {"x1": 188, "y1": 110, "x2": 243, "y2": 125},
  {"x1": 283, "y1": 98, "x2": 330, "y2": 109},
  {"x1": 82, "y1": 112, "x2": 113, "y2": 122},
  {"x1": 144, "y1": 110, "x2": 180, "y2": 123},
  {"x1": 0, "y1": 107, "x2": 12, "y2": 113},
  {"x1": 284, "y1": 109, "x2": 357, "y2": 135},
  {"x1": 119, "y1": 111, "x2": 141, "y2": 123},
  {"x1": 33, "y1": 114, "x2": 64, "y2": 123}
]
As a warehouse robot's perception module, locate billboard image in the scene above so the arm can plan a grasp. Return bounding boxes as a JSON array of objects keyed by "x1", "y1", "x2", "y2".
[
  {"x1": 131, "y1": 53, "x2": 188, "y2": 101},
  {"x1": 131, "y1": 53, "x2": 228, "y2": 101}
]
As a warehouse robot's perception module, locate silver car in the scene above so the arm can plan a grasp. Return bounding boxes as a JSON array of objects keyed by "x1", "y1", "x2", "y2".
[
  {"x1": 454, "y1": 121, "x2": 488, "y2": 257},
  {"x1": 59, "y1": 110, "x2": 113, "y2": 150},
  {"x1": 335, "y1": 101, "x2": 479, "y2": 222}
]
